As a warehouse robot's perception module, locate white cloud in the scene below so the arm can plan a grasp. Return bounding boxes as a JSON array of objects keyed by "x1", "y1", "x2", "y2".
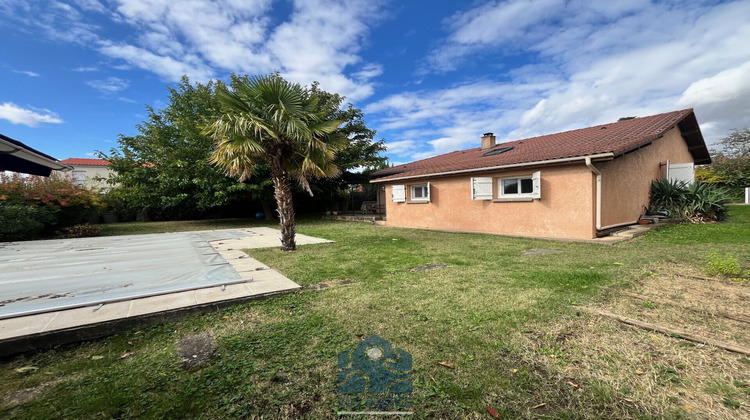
[
  {"x1": 72, "y1": 66, "x2": 98, "y2": 72},
  {"x1": 11, "y1": 69, "x2": 39, "y2": 77},
  {"x1": 1, "y1": 0, "x2": 386, "y2": 102},
  {"x1": 97, "y1": 41, "x2": 215, "y2": 81},
  {"x1": 384, "y1": 140, "x2": 417, "y2": 155},
  {"x1": 267, "y1": 0, "x2": 386, "y2": 100},
  {"x1": 0, "y1": 102, "x2": 63, "y2": 126},
  {"x1": 678, "y1": 61, "x2": 750, "y2": 108},
  {"x1": 72, "y1": 0, "x2": 106, "y2": 13},
  {"x1": 85, "y1": 76, "x2": 130, "y2": 93},
  {"x1": 371, "y1": 0, "x2": 750, "y2": 159}
]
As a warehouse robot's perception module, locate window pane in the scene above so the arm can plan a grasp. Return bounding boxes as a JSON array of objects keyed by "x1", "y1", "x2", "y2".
[
  {"x1": 413, "y1": 187, "x2": 423, "y2": 198},
  {"x1": 503, "y1": 179, "x2": 518, "y2": 194},
  {"x1": 520, "y1": 178, "x2": 533, "y2": 194}
]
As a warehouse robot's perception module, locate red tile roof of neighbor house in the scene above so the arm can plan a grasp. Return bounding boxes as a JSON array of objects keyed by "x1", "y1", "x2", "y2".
[
  {"x1": 60, "y1": 158, "x2": 110, "y2": 166},
  {"x1": 372, "y1": 109, "x2": 711, "y2": 182}
]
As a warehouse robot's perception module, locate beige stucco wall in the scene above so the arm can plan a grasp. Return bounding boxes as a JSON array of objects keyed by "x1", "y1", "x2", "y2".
[
  {"x1": 597, "y1": 127, "x2": 694, "y2": 226},
  {"x1": 58, "y1": 165, "x2": 113, "y2": 191},
  {"x1": 382, "y1": 164, "x2": 597, "y2": 239}
]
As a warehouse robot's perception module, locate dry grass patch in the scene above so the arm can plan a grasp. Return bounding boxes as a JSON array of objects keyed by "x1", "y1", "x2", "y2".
[{"x1": 532, "y1": 263, "x2": 750, "y2": 419}]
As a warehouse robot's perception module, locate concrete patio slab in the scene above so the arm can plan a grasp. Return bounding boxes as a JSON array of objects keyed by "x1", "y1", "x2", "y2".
[{"x1": 0, "y1": 227, "x2": 330, "y2": 356}]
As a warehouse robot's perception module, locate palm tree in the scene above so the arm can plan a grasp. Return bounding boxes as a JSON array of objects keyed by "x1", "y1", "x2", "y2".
[{"x1": 207, "y1": 74, "x2": 344, "y2": 250}]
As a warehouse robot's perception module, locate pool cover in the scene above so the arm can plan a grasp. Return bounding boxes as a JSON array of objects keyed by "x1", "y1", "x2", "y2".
[{"x1": 0, "y1": 231, "x2": 249, "y2": 320}]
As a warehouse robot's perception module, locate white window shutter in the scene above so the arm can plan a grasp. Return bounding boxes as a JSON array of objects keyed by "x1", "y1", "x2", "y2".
[
  {"x1": 391, "y1": 185, "x2": 406, "y2": 202},
  {"x1": 471, "y1": 177, "x2": 493, "y2": 200},
  {"x1": 531, "y1": 171, "x2": 541, "y2": 199},
  {"x1": 667, "y1": 163, "x2": 694, "y2": 185},
  {"x1": 425, "y1": 182, "x2": 431, "y2": 202}
]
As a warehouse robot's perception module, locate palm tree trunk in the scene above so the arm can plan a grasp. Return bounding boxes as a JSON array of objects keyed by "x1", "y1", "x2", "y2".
[{"x1": 271, "y1": 157, "x2": 296, "y2": 251}]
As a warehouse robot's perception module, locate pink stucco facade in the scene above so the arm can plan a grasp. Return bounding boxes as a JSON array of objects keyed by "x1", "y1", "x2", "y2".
[
  {"x1": 381, "y1": 127, "x2": 696, "y2": 240},
  {"x1": 597, "y1": 127, "x2": 694, "y2": 227}
]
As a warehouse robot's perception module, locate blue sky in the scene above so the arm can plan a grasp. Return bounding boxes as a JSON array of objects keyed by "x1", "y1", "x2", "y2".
[{"x1": 1, "y1": 0, "x2": 749, "y2": 166}]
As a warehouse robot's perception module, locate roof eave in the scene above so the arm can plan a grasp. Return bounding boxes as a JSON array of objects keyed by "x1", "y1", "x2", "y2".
[
  {"x1": 0, "y1": 137, "x2": 72, "y2": 175},
  {"x1": 371, "y1": 153, "x2": 616, "y2": 183},
  {"x1": 677, "y1": 111, "x2": 711, "y2": 165}
]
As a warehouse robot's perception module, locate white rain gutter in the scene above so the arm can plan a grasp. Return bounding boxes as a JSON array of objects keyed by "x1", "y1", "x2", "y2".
[
  {"x1": 372, "y1": 153, "x2": 616, "y2": 183},
  {"x1": 585, "y1": 157, "x2": 634, "y2": 231}
]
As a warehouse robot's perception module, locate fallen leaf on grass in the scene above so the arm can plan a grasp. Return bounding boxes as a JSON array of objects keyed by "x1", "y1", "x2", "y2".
[
  {"x1": 119, "y1": 351, "x2": 135, "y2": 360},
  {"x1": 222, "y1": 316, "x2": 229, "y2": 319},
  {"x1": 15, "y1": 366, "x2": 38, "y2": 373},
  {"x1": 437, "y1": 361, "x2": 454, "y2": 369},
  {"x1": 684, "y1": 404, "x2": 693, "y2": 410},
  {"x1": 635, "y1": 369, "x2": 644, "y2": 375},
  {"x1": 485, "y1": 406, "x2": 500, "y2": 418},
  {"x1": 91, "y1": 355, "x2": 104, "y2": 360},
  {"x1": 567, "y1": 381, "x2": 579, "y2": 389},
  {"x1": 532, "y1": 403, "x2": 546, "y2": 409}
]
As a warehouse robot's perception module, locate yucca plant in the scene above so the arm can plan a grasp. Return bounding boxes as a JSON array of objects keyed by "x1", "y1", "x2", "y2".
[
  {"x1": 648, "y1": 179, "x2": 730, "y2": 222},
  {"x1": 685, "y1": 182, "x2": 730, "y2": 221},
  {"x1": 649, "y1": 179, "x2": 689, "y2": 216}
]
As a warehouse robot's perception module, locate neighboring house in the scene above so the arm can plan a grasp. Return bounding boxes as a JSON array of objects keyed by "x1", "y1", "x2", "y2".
[
  {"x1": 0, "y1": 133, "x2": 71, "y2": 176},
  {"x1": 370, "y1": 109, "x2": 710, "y2": 240},
  {"x1": 58, "y1": 158, "x2": 112, "y2": 190}
]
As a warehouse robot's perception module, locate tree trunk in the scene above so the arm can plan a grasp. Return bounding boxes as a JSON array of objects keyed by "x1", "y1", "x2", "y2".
[{"x1": 271, "y1": 156, "x2": 296, "y2": 251}]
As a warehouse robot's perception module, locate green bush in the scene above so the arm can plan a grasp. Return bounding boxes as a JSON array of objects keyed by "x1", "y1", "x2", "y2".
[
  {"x1": 0, "y1": 203, "x2": 55, "y2": 241},
  {"x1": 649, "y1": 179, "x2": 730, "y2": 222},
  {"x1": 705, "y1": 251, "x2": 743, "y2": 277},
  {"x1": 0, "y1": 173, "x2": 104, "y2": 239}
]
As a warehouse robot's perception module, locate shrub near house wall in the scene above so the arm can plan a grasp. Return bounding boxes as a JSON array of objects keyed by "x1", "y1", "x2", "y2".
[
  {"x1": 649, "y1": 179, "x2": 730, "y2": 222},
  {"x1": 0, "y1": 173, "x2": 103, "y2": 240},
  {"x1": 0, "y1": 203, "x2": 55, "y2": 241}
]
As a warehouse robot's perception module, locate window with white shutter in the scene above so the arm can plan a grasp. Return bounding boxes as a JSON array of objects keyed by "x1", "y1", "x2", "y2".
[
  {"x1": 471, "y1": 177, "x2": 493, "y2": 200},
  {"x1": 409, "y1": 183, "x2": 430, "y2": 202},
  {"x1": 391, "y1": 185, "x2": 406, "y2": 202},
  {"x1": 531, "y1": 171, "x2": 541, "y2": 199},
  {"x1": 496, "y1": 172, "x2": 541, "y2": 200}
]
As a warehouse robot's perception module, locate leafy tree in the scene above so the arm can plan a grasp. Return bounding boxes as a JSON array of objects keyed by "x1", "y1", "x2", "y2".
[
  {"x1": 99, "y1": 76, "x2": 272, "y2": 220},
  {"x1": 300, "y1": 83, "x2": 386, "y2": 211},
  {"x1": 207, "y1": 74, "x2": 345, "y2": 251},
  {"x1": 696, "y1": 128, "x2": 750, "y2": 200},
  {"x1": 716, "y1": 128, "x2": 750, "y2": 158}
]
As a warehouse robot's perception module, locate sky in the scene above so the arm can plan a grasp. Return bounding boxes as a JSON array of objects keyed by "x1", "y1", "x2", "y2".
[{"x1": 1, "y1": 0, "x2": 749, "y2": 166}]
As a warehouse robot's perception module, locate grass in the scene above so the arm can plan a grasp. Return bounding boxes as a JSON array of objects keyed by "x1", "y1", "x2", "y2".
[
  {"x1": 1, "y1": 206, "x2": 749, "y2": 419},
  {"x1": 97, "y1": 217, "x2": 276, "y2": 236}
]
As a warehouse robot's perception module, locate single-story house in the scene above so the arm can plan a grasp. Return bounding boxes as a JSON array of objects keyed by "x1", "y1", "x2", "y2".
[
  {"x1": 370, "y1": 108, "x2": 711, "y2": 240},
  {"x1": 57, "y1": 158, "x2": 112, "y2": 190},
  {"x1": 0, "y1": 133, "x2": 71, "y2": 176}
]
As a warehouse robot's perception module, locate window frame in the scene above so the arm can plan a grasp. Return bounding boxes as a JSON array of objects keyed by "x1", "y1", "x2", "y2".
[
  {"x1": 491, "y1": 171, "x2": 541, "y2": 201},
  {"x1": 498, "y1": 176, "x2": 534, "y2": 198},
  {"x1": 409, "y1": 183, "x2": 430, "y2": 203}
]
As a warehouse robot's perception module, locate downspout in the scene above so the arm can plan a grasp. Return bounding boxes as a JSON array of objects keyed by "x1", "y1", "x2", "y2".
[
  {"x1": 585, "y1": 157, "x2": 635, "y2": 232},
  {"x1": 585, "y1": 157, "x2": 602, "y2": 230}
]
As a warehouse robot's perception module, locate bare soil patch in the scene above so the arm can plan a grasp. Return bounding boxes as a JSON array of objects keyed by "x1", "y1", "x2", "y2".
[
  {"x1": 177, "y1": 333, "x2": 216, "y2": 368},
  {"x1": 1, "y1": 378, "x2": 65, "y2": 407}
]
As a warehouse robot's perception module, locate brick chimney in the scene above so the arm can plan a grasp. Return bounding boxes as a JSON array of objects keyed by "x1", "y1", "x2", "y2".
[{"x1": 481, "y1": 132, "x2": 496, "y2": 150}]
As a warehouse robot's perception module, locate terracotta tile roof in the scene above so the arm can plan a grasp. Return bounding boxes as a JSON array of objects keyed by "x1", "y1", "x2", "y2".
[
  {"x1": 60, "y1": 158, "x2": 110, "y2": 166},
  {"x1": 372, "y1": 109, "x2": 710, "y2": 182}
]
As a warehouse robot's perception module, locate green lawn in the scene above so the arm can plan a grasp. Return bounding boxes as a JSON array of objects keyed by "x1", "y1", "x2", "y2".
[{"x1": 2, "y1": 207, "x2": 749, "y2": 419}]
